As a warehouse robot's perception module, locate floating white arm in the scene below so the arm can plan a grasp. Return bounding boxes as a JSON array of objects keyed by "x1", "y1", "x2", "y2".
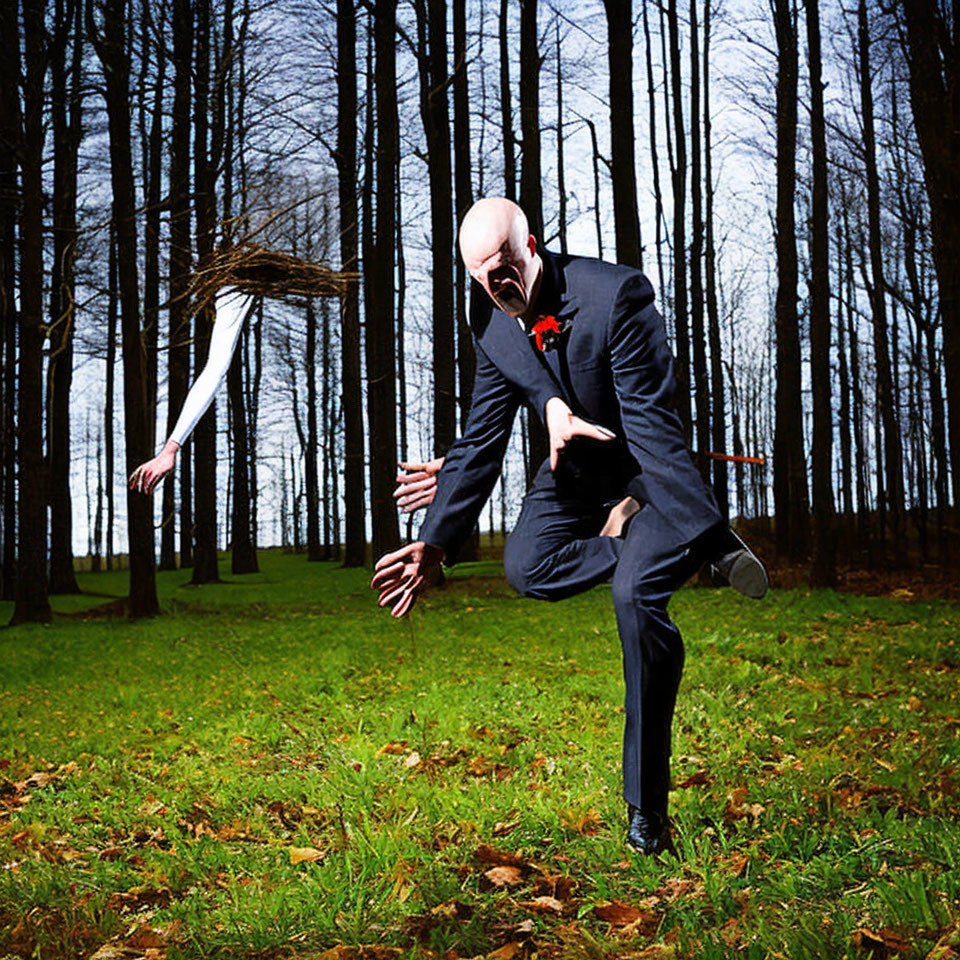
[{"x1": 168, "y1": 287, "x2": 254, "y2": 446}]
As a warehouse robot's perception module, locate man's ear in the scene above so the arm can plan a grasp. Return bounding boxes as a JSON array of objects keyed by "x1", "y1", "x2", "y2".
[{"x1": 527, "y1": 234, "x2": 537, "y2": 255}]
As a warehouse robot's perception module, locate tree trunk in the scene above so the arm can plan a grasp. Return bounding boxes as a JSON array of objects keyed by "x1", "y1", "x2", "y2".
[
  {"x1": 92, "y1": 0, "x2": 159, "y2": 617},
  {"x1": 704, "y1": 0, "x2": 727, "y2": 519},
  {"x1": 554, "y1": 17, "x2": 567, "y2": 255},
  {"x1": 321, "y1": 282, "x2": 332, "y2": 560},
  {"x1": 835, "y1": 206, "x2": 853, "y2": 523},
  {"x1": 336, "y1": 0, "x2": 365, "y2": 566},
  {"x1": 227, "y1": 332, "x2": 257, "y2": 572},
  {"x1": 518, "y1": 0, "x2": 543, "y2": 241},
  {"x1": 453, "y1": 0, "x2": 475, "y2": 429},
  {"x1": 499, "y1": 0, "x2": 516, "y2": 201},
  {"x1": 689, "y1": 0, "x2": 709, "y2": 471},
  {"x1": 141, "y1": 4, "x2": 163, "y2": 454},
  {"x1": 858, "y1": 0, "x2": 904, "y2": 565},
  {"x1": 47, "y1": 0, "x2": 82, "y2": 595},
  {"x1": 771, "y1": 0, "x2": 808, "y2": 561},
  {"x1": 105, "y1": 218, "x2": 117, "y2": 571},
  {"x1": 366, "y1": 0, "x2": 400, "y2": 560},
  {"x1": 0, "y1": 0, "x2": 18, "y2": 602},
  {"x1": 11, "y1": 0, "x2": 51, "y2": 624},
  {"x1": 667, "y1": 0, "x2": 691, "y2": 439},
  {"x1": 191, "y1": 0, "x2": 220, "y2": 584},
  {"x1": 642, "y1": 0, "x2": 666, "y2": 300},
  {"x1": 900, "y1": 0, "x2": 960, "y2": 511},
  {"x1": 415, "y1": 0, "x2": 456, "y2": 458},
  {"x1": 603, "y1": 0, "x2": 642, "y2": 269},
  {"x1": 453, "y1": 0, "x2": 479, "y2": 562},
  {"x1": 305, "y1": 297, "x2": 321, "y2": 560},
  {"x1": 806, "y1": 0, "x2": 835, "y2": 586},
  {"x1": 518, "y1": 0, "x2": 547, "y2": 481},
  {"x1": 163, "y1": 0, "x2": 193, "y2": 570}
]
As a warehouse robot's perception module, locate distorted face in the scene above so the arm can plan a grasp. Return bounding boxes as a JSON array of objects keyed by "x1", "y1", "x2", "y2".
[{"x1": 459, "y1": 198, "x2": 542, "y2": 319}]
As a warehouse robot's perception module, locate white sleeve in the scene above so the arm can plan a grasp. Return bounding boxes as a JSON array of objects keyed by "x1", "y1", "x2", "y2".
[{"x1": 167, "y1": 287, "x2": 254, "y2": 447}]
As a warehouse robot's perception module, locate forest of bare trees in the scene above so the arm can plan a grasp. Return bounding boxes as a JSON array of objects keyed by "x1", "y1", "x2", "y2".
[{"x1": 0, "y1": 0, "x2": 956, "y2": 623}]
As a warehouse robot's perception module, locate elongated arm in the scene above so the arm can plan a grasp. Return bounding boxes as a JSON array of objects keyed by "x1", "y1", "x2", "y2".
[
  {"x1": 168, "y1": 287, "x2": 254, "y2": 445},
  {"x1": 129, "y1": 287, "x2": 254, "y2": 494},
  {"x1": 417, "y1": 343, "x2": 520, "y2": 563}
]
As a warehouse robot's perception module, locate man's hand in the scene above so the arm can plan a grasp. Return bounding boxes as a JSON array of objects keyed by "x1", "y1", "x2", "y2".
[
  {"x1": 371, "y1": 541, "x2": 444, "y2": 618},
  {"x1": 394, "y1": 458, "x2": 445, "y2": 513},
  {"x1": 545, "y1": 397, "x2": 617, "y2": 471},
  {"x1": 128, "y1": 441, "x2": 180, "y2": 495}
]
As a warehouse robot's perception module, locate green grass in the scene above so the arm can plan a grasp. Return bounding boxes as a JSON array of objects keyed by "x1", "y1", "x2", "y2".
[{"x1": 1, "y1": 550, "x2": 958, "y2": 959}]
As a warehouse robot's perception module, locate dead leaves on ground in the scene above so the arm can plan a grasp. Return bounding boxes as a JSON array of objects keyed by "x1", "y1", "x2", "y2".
[{"x1": 374, "y1": 734, "x2": 528, "y2": 783}]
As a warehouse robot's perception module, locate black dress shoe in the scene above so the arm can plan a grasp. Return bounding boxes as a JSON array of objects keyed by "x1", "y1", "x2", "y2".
[
  {"x1": 710, "y1": 527, "x2": 768, "y2": 599},
  {"x1": 626, "y1": 805, "x2": 676, "y2": 857}
]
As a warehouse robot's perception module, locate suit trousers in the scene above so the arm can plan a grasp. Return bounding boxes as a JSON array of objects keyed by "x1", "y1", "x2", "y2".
[{"x1": 503, "y1": 461, "x2": 713, "y2": 812}]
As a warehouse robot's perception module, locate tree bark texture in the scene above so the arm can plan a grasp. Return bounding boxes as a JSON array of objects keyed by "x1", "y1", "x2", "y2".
[
  {"x1": 771, "y1": 0, "x2": 808, "y2": 560},
  {"x1": 806, "y1": 0, "x2": 835, "y2": 586},
  {"x1": 335, "y1": 0, "x2": 365, "y2": 567},
  {"x1": 416, "y1": 0, "x2": 456, "y2": 458},
  {"x1": 11, "y1": 0, "x2": 51, "y2": 624},
  {"x1": 47, "y1": 0, "x2": 83, "y2": 595},
  {"x1": 0, "y1": 0, "x2": 19, "y2": 601},
  {"x1": 603, "y1": 0, "x2": 642, "y2": 269},
  {"x1": 689, "y1": 0, "x2": 709, "y2": 471},
  {"x1": 93, "y1": 0, "x2": 159, "y2": 616},
  {"x1": 367, "y1": 0, "x2": 400, "y2": 560},
  {"x1": 900, "y1": 0, "x2": 959, "y2": 510},
  {"x1": 667, "y1": 0, "x2": 691, "y2": 439},
  {"x1": 191, "y1": 0, "x2": 221, "y2": 584}
]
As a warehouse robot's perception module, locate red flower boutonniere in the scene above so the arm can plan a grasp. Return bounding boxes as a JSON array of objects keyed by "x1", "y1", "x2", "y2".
[{"x1": 531, "y1": 314, "x2": 563, "y2": 352}]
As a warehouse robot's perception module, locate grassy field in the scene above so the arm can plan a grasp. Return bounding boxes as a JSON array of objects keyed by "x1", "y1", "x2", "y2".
[{"x1": 0, "y1": 550, "x2": 958, "y2": 959}]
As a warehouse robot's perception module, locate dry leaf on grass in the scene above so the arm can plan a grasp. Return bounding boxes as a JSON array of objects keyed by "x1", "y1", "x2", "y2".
[
  {"x1": 476, "y1": 843, "x2": 526, "y2": 867},
  {"x1": 289, "y1": 846, "x2": 325, "y2": 864},
  {"x1": 484, "y1": 865, "x2": 524, "y2": 888},
  {"x1": 520, "y1": 895, "x2": 563, "y2": 915},
  {"x1": 594, "y1": 900, "x2": 642, "y2": 925},
  {"x1": 850, "y1": 927, "x2": 912, "y2": 958},
  {"x1": 485, "y1": 943, "x2": 523, "y2": 959}
]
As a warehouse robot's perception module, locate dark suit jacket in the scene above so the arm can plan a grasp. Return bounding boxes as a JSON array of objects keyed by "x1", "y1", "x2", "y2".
[{"x1": 418, "y1": 250, "x2": 721, "y2": 562}]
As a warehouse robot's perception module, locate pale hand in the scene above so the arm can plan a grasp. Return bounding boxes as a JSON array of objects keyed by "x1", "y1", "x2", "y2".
[
  {"x1": 545, "y1": 397, "x2": 617, "y2": 471},
  {"x1": 394, "y1": 458, "x2": 445, "y2": 513},
  {"x1": 371, "y1": 541, "x2": 444, "y2": 618},
  {"x1": 128, "y1": 440, "x2": 180, "y2": 496}
]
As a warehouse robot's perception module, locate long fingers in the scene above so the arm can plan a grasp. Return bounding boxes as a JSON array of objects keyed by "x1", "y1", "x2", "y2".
[
  {"x1": 373, "y1": 543, "x2": 417, "y2": 573},
  {"x1": 371, "y1": 561, "x2": 408, "y2": 589},
  {"x1": 393, "y1": 475, "x2": 435, "y2": 498},
  {"x1": 569, "y1": 418, "x2": 617, "y2": 442},
  {"x1": 388, "y1": 575, "x2": 423, "y2": 618},
  {"x1": 398, "y1": 490, "x2": 435, "y2": 513}
]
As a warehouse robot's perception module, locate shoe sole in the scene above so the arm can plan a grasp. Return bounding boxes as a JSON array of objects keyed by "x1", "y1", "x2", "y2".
[{"x1": 727, "y1": 551, "x2": 769, "y2": 599}]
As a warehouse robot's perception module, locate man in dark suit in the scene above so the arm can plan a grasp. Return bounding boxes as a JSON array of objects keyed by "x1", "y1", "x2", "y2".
[{"x1": 372, "y1": 197, "x2": 766, "y2": 855}]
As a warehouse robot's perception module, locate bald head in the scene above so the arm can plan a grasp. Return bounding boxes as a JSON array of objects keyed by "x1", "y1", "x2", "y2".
[{"x1": 459, "y1": 198, "x2": 542, "y2": 319}]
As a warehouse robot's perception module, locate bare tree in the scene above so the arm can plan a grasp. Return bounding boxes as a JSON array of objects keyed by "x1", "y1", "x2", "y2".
[
  {"x1": 807, "y1": 0, "x2": 835, "y2": 585},
  {"x1": 603, "y1": 0, "x2": 642, "y2": 268},
  {"x1": 11, "y1": 0, "x2": 51, "y2": 623},
  {"x1": 771, "y1": 0, "x2": 808, "y2": 561},
  {"x1": 90, "y1": 0, "x2": 159, "y2": 616}
]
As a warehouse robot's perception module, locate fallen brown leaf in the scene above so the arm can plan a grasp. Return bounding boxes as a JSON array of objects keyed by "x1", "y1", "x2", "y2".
[
  {"x1": 486, "y1": 943, "x2": 522, "y2": 960},
  {"x1": 289, "y1": 846, "x2": 325, "y2": 864},
  {"x1": 484, "y1": 865, "x2": 523, "y2": 888},
  {"x1": 851, "y1": 926, "x2": 912, "y2": 958},
  {"x1": 595, "y1": 900, "x2": 642, "y2": 925},
  {"x1": 676, "y1": 769, "x2": 713, "y2": 789},
  {"x1": 521, "y1": 895, "x2": 563, "y2": 915},
  {"x1": 476, "y1": 843, "x2": 526, "y2": 868}
]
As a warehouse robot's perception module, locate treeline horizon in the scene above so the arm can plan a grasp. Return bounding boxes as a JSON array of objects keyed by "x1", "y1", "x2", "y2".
[{"x1": 0, "y1": 0, "x2": 957, "y2": 624}]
